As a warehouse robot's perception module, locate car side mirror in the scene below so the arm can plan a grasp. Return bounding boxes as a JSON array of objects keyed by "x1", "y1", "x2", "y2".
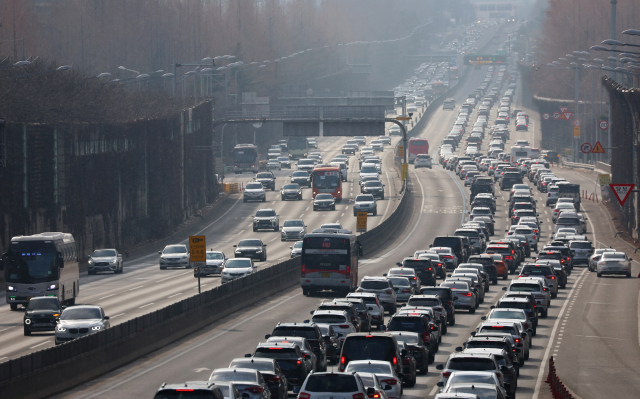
[
  {"x1": 455, "y1": 346, "x2": 463, "y2": 352},
  {"x1": 396, "y1": 262, "x2": 402, "y2": 267},
  {"x1": 263, "y1": 244, "x2": 267, "y2": 247},
  {"x1": 310, "y1": 311, "x2": 314, "y2": 315},
  {"x1": 481, "y1": 316, "x2": 486, "y2": 320},
  {"x1": 453, "y1": 297, "x2": 458, "y2": 301},
  {"x1": 470, "y1": 331, "x2": 476, "y2": 336},
  {"x1": 383, "y1": 273, "x2": 387, "y2": 277},
  {"x1": 490, "y1": 305, "x2": 495, "y2": 309},
  {"x1": 436, "y1": 364, "x2": 444, "y2": 370},
  {"x1": 290, "y1": 246, "x2": 293, "y2": 249},
  {"x1": 429, "y1": 244, "x2": 433, "y2": 248},
  {"x1": 233, "y1": 245, "x2": 237, "y2": 248},
  {"x1": 244, "y1": 354, "x2": 252, "y2": 358},
  {"x1": 379, "y1": 325, "x2": 386, "y2": 331},
  {"x1": 502, "y1": 287, "x2": 507, "y2": 291},
  {"x1": 527, "y1": 328, "x2": 533, "y2": 333},
  {"x1": 630, "y1": 258, "x2": 634, "y2": 261},
  {"x1": 158, "y1": 251, "x2": 162, "y2": 254},
  {"x1": 57, "y1": 252, "x2": 65, "y2": 269},
  {"x1": 265, "y1": 334, "x2": 271, "y2": 339},
  {"x1": 504, "y1": 382, "x2": 511, "y2": 389}
]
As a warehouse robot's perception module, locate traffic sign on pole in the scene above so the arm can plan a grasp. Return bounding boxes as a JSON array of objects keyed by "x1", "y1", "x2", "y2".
[
  {"x1": 598, "y1": 174, "x2": 611, "y2": 186},
  {"x1": 573, "y1": 119, "x2": 581, "y2": 127},
  {"x1": 553, "y1": 112, "x2": 561, "y2": 120},
  {"x1": 591, "y1": 141, "x2": 605, "y2": 154},
  {"x1": 189, "y1": 236, "x2": 206, "y2": 262},
  {"x1": 356, "y1": 212, "x2": 368, "y2": 232},
  {"x1": 610, "y1": 184, "x2": 635, "y2": 206},
  {"x1": 560, "y1": 107, "x2": 568, "y2": 113},
  {"x1": 543, "y1": 113, "x2": 550, "y2": 120},
  {"x1": 563, "y1": 112, "x2": 573, "y2": 120},
  {"x1": 402, "y1": 163, "x2": 409, "y2": 180},
  {"x1": 580, "y1": 142, "x2": 592, "y2": 153},
  {"x1": 573, "y1": 126, "x2": 580, "y2": 137},
  {"x1": 599, "y1": 120, "x2": 609, "y2": 130},
  {"x1": 397, "y1": 145, "x2": 404, "y2": 157}
]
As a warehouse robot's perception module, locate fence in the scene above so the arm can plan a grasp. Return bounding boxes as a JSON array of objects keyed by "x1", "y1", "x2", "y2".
[{"x1": 546, "y1": 356, "x2": 576, "y2": 399}]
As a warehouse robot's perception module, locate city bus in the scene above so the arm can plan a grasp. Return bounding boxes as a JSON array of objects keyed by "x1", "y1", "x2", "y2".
[
  {"x1": 311, "y1": 164, "x2": 342, "y2": 202},
  {"x1": 432, "y1": 81, "x2": 446, "y2": 96},
  {"x1": 231, "y1": 144, "x2": 260, "y2": 174},
  {"x1": 300, "y1": 230, "x2": 360, "y2": 296},
  {"x1": 288, "y1": 136, "x2": 309, "y2": 160},
  {"x1": 1, "y1": 232, "x2": 80, "y2": 310},
  {"x1": 449, "y1": 66, "x2": 459, "y2": 80},
  {"x1": 408, "y1": 138, "x2": 430, "y2": 163}
]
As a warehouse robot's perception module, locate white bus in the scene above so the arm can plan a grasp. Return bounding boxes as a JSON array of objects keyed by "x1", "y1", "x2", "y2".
[
  {"x1": 510, "y1": 145, "x2": 533, "y2": 161},
  {"x1": 1, "y1": 232, "x2": 80, "y2": 310}
]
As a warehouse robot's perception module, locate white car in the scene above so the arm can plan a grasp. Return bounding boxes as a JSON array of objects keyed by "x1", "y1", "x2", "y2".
[
  {"x1": 281, "y1": 219, "x2": 307, "y2": 241},
  {"x1": 597, "y1": 252, "x2": 632, "y2": 278},
  {"x1": 415, "y1": 154, "x2": 432, "y2": 169},
  {"x1": 345, "y1": 361, "x2": 402, "y2": 399},
  {"x1": 359, "y1": 165, "x2": 379, "y2": 184},
  {"x1": 353, "y1": 194, "x2": 377, "y2": 216},
  {"x1": 298, "y1": 372, "x2": 372, "y2": 399},
  {"x1": 243, "y1": 182, "x2": 266, "y2": 203},
  {"x1": 311, "y1": 310, "x2": 356, "y2": 341},
  {"x1": 589, "y1": 248, "x2": 617, "y2": 271},
  {"x1": 266, "y1": 160, "x2": 281, "y2": 170},
  {"x1": 290, "y1": 241, "x2": 303, "y2": 258},
  {"x1": 221, "y1": 258, "x2": 256, "y2": 283}
]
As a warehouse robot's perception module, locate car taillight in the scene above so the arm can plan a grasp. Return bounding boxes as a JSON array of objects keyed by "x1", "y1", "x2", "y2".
[
  {"x1": 381, "y1": 379, "x2": 397, "y2": 385},
  {"x1": 505, "y1": 256, "x2": 513, "y2": 260},
  {"x1": 353, "y1": 394, "x2": 365, "y2": 399},
  {"x1": 339, "y1": 324, "x2": 350, "y2": 328},
  {"x1": 514, "y1": 338, "x2": 521, "y2": 343},
  {"x1": 495, "y1": 372, "x2": 502, "y2": 380},
  {"x1": 402, "y1": 288, "x2": 411, "y2": 293},
  {"x1": 301, "y1": 264, "x2": 306, "y2": 278},
  {"x1": 566, "y1": 257, "x2": 571, "y2": 262},
  {"x1": 442, "y1": 371, "x2": 451, "y2": 378},
  {"x1": 299, "y1": 394, "x2": 311, "y2": 399},
  {"x1": 385, "y1": 289, "x2": 393, "y2": 294},
  {"x1": 412, "y1": 277, "x2": 417, "y2": 280},
  {"x1": 443, "y1": 255, "x2": 453, "y2": 259},
  {"x1": 266, "y1": 376, "x2": 280, "y2": 382},
  {"x1": 248, "y1": 387, "x2": 264, "y2": 394},
  {"x1": 297, "y1": 360, "x2": 302, "y2": 365},
  {"x1": 403, "y1": 357, "x2": 410, "y2": 365},
  {"x1": 392, "y1": 356, "x2": 397, "y2": 365},
  {"x1": 461, "y1": 292, "x2": 473, "y2": 297}
]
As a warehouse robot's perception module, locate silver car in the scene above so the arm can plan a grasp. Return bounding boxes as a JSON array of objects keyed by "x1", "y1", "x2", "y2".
[
  {"x1": 353, "y1": 194, "x2": 378, "y2": 216},
  {"x1": 440, "y1": 281, "x2": 477, "y2": 313},
  {"x1": 159, "y1": 244, "x2": 190, "y2": 269},
  {"x1": 55, "y1": 305, "x2": 110, "y2": 345},
  {"x1": 281, "y1": 219, "x2": 307, "y2": 241},
  {"x1": 87, "y1": 248, "x2": 123, "y2": 275},
  {"x1": 356, "y1": 277, "x2": 397, "y2": 314},
  {"x1": 589, "y1": 248, "x2": 616, "y2": 271},
  {"x1": 345, "y1": 361, "x2": 402, "y2": 399},
  {"x1": 387, "y1": 276, "x2": 415, "y2": 302},
  {"x1": 244, "y1": 182, "x2": 267, "y2": 202},
  {"x1": 597, "y1": 251, "x2": 632, "y2": 278},
  {"x1": 195, "y1": 251, "x2": 227, "y2": 277},
  {"x1": 290, "y1": 241, "x2": 303, "y2": 258},
  {"x1": 209, "y1": 368, "x2": 271, "y2": 399},
  {"x1": 221, "y1": 258, "x2": 256, "y2": 283},
  {"x1": 568, "y1": 240, "x2": 593, "y2": 266},
  {"x1": 347, "y1": 292, "x2": 385, "y2": 327}
]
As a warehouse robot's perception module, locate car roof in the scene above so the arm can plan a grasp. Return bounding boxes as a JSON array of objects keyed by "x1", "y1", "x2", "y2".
[{"x1": 256, "y1": 342, "x2": 298, "y2": 349}]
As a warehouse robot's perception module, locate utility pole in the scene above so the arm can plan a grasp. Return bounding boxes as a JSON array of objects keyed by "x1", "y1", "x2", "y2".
[
  {"x1": 608, "y1": 0, "x2": 617, "y2": 163},
  {"x1": 574, "y1": 66, "x2": 580, "y2": 161}
]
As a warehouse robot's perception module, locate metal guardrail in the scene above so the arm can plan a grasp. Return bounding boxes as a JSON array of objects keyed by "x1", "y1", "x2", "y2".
[{"x1": 563, "y1": 161, "x2": 595, "y2": 171}]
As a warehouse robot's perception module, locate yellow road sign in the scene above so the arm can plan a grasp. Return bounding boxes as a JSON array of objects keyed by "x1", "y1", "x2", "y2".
[
  {"x1": 573, "y1": 126, "x2": 580, "y2": 137},
  {"x1": 398, "y1": 145, "x2": 404, "y2": 157},
  {"x1": 564, "y1": 148, "x2": 572, "y2": 156},
  {"x1": 189, "y1": 235, "x2": 206, "y2": 262},
  {"x1": 598, "y1": 173, "x2": 611, "y2": 186},
  {"x1": 396, "y1": 116, "x2": 410, "y2": 121},
  {"x1": 357, "y1": 212, "x2": 367, "y2": 232},
  {"x1": 402, "y1": 163, "x2": 409, "y2": 180}
]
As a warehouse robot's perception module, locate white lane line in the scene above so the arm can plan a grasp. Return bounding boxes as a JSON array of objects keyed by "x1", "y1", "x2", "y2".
[
  {"x1": 238, "y1": 230, "x2": 245, "y2": 235},
  {"x1": 138, "y1": 303, "x2": 155, "y2": 309},
  {"x1": 532, "y1": 267, "x2": 588, "y2": 399},
  {"x1": 0, "y1": 357, "x2": 7, "y2": 361},
  {"x1": 194, "y1": 196, "x2": 243, "y2": 236},
  {"x1": 30, "y1": 341, "x2": 49, "y2": 349},
  {"x1": 100, "y1": 294, "x2": 116, "y2": 300},
  {"x1": 305, "y1": 207, "x2": 309, "y2": 211},
  {"x1": 111, "y1": 313, "x2": 126, "y2": 318},
  {"x1": 0, "y1": 328, "x2": 9, "y2": 333},
  {"x1": 85, "y1": 292, "x2": 304, "y2": 398},
  {"x1": 167, "y1": 293, "x2": 183, "y2": 299},
  {"x1": 299, "y1": 214, "x2": 305, "y2": 218},
  {"x1": 268, "y1": 237, "x2": 277, "y2": 242},
  {"x1": 128, "y1": 285, "x2": 144, "y2": 291},
  {"x1": 341, "y1": 213, "x2": 345, "y2": 217}
]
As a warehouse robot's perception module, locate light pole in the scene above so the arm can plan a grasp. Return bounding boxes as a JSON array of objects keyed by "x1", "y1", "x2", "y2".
[
  {"x1": 10, "y1": 64, "x2": 72, "y2": 80},
  {"x1": 219, "y1": 123, "x2": 229, "y2": 182}
]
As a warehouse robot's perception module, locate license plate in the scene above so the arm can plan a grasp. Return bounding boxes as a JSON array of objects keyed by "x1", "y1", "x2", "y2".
[
  {"x1": 321, "y1": 273, "x2": 331, "y2": 278},
  {"x1": 33, "y1": 323, "x2": 51, "y2": 327}
]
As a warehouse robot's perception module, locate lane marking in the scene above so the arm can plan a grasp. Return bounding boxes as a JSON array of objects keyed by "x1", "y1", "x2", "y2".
[
  {"x1": 0, "y1": 328, "x2": 9, "y2": 333},
  {"x1": 167, "y1": 293, "x2": 183, "y2": 299},
  {"x1": 111, "y1": 313, "x2": 126, "y2": 318},
  {"x1": 138, "y1": 303, "x2": 155, "y2": 309},
  {"x1": 156, "y1": 271, "x2": 192, "y2": 283},
  {"x1": 99, "y1": 294, "x2": 115, "y2": 300},
  {"x1": 30, "y1": 341, "x2": 49, "y2": 349},
  {"x1": 85, "y1": 292, "x2": 304, "y2": 398},
  {"x1": 128, "y1": 285, "x2": 144, "y2": 291}
]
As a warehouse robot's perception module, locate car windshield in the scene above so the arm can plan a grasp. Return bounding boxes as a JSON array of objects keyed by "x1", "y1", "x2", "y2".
[
  {"x1": 448, "y1": 373, "x2": 496, "y2": 386},
  {"x1": 304, "y1": 374, "x2": 359, "y2": 393},
  {"x1": 283, "y1": 220, "x2": 304, "y2": 227},
  {"x1": 360, "y1": 280, "x2": 389, "y2": 290},
  {"x1": 448, "y1": 358, "x2": 496, "y2": 371},
  {"x1": 446, "y1": 386, "x2": 496, "y2": 399},
  {"x1": 316, "y1": 194, "x2": 334, "y2": 200},
  {"x1": 246, "y1": 183, "x2": 263, "y2": 190},
  {"x1": 254, "y1": 347, "x2": 298, "y2": 360},
  {"x1": 293, "y1": 172, "x2": 309, "y2": 177},
  {"x1": 61, "y1": 308, "x2": 102, "y2": 320},
  {"x1": 408, "y1": 298, "x2": 439, "y2": 307},
  {"x1": 570, "y1": 242, "x2": 591, "y2": 249},
  {"x1": 388, "y1": 277, "x2": 410, "y2": 287},
  {"x1": 299, "y1": 160, "x2": 315, "y2": 165},
  {"x1": 441, "y1": 282, "x2": 469, "y2": 290},
  {"x1": 523, "y1": 266, "x2": 553, "y2": 276},
  {"x1": 312, "y1": 314, "x2": 348, "y2": 324},
  {"x1": 238, "y1": 240, "x2": 262, "y2": 247},
  {"x1": 361, "y1": 168, "x2": 378, "y2": 174},
  {"x1": 225, "y1": 259, "x2": 252, "y2": 269},
  {"x1": 164, "y1": 246, "x2": 187, "y2": 254},
  {"x1": 283, "y1": 184, "x2": 300, "y2": 190},
  {"x1": 27, "y1": 297, "x2": 60, "y2": 311},
  {"x1": 257, "y1": 173, "x2": 273, "y2": 179},
  {"x1": 206, "y1": 253, "x2": 224, "y2": 260},
  {"x1": 490, "y1": 310, "x2": 525, "y2": 320},
  {"x1": 256, "y1": 210, "x2": 275, "y2": 217},
  {"x1": 364, "y1": 181, "x2": 382, "y2": 188},
  {"x1": 229, "y1": 360, "x2": 274, "y2": 373},
  {"x1": 293, "y1": 241, "x2": 303, "y2": 249},
  {"x1": 509, "y1": 284, "x2": 540, "y2": 292},
  {"x1": 346, "y1": 362, "x2": 393, "y2": 374},
  {"x1": 356, "y1": 195, "x2": 375, "y2": 202},
  {"x1": 278, "y1": 157, "x2": 289, "y2": 162},
  {"x1": 92, "y1": 249, "x2": 116, "y2": 257},
  {"x1": 210, "y1": 371, "x2": 257, "y2": 383}
]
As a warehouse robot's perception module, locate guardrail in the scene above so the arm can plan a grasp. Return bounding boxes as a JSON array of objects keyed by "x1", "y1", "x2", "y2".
[{"x1": 563, "y1": 161, "x2": 595, "y2": 171}]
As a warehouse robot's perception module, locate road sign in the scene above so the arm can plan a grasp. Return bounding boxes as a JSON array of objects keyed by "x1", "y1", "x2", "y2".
[
  {"x1": 560, "y1": 107, "x2": 568, "y2": 113},
  {"x1": 573, "y1": 126, "x2": 580, "y2": 137},
  {"x1": 610, "y1": 184, "x2": 635, "y2": 206},
  {"x1": 599, "y1": 120, "x2": 609, "y2": 130},
  {"x1": 450, "y1": 56, "x2": 457, "y2": 67},
  {"x1": 398, "y1": 145, "x2": 404, "y2": 157},
  {"x1": 396, "y1": 116, "x2": 410, "y2": 121},
  {"x1": 598, "y1": 173, "x2": 611, "y2": 186},
  {"x1": 402, "y1": 163, "x2": 409, "y2": 180},
  {"x1": 573, "y1": 119, "x2": 581, "y2": 127},
  {"x1": 563, "y1": 112, "x2": 573, "y2": 120},
  {"x1": 580, "y1": 142, "x2": 592, "y2": 153},
  {"x1": 564, "y1": 148, "x2": 572, "y2": 156},
  {"x1": 189, "y1": 235, "x2": 206, "y2": 262},
  {"x1": 542, "y1": 113, "x2": 550, "y2": 120},
  {"x1": 357, "y1": 212, "x2": 368, "y2": 232},
  {"x1": 553, "y1": 112, "x2": 561, "y2": 120},
  {"x1": 592, "y1": 141, "x2": 605, "y2": 154}
]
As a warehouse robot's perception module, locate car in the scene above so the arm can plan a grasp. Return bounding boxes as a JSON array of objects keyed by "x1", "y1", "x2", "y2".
[
  {"x1": 520, "y1": 264, "x2": 559, "y2": 298},
  {"x1": 396, "y1": 341, "x2": 418, "y2": 386},
  {"x1": 315, "y1": 301, "x2": 362, "y2": 332},
  {"x1": 221, "y1": 258, "x2": 257, "y2": 283},
  {"x1": 553, "y1": 202, "x2": 576, "y2": 222},
  {"x1": 234, "y1": 239, "x2": 267, "y2": 261},
  {"x1": 440, "y1": 280, "x2": 477, "y2": 313},
  {"x1": 435, "y1": 352, "x2": 502, "y2": 387},
  {"x1": 359, "y1": 166, "x2": 379, "y2": 185},
  {"x1": 23, "y1": 296, "x2": 63, "y2": 336},
  {"x1": 290, "y1": 171, "x2": 311, "y2": 187},
  {"x1": 597, "y1": 251, "x2": 632, "y2": 277},
  {"x1": 362, "y1": 180, "x2": 385, "y2": 199},
  {"x1": 345, "y1": 361, "x2": 402, "y2": 399},
  {"x1": 87, "y1": 248, "x2": 123, "y2": 275},
  {"x1": 475, "y1": 321, "x2": 531, "y2": 361},
  {"x1": 437, "y1": 371, "x2": 508, "y2": 397},
  {"x1": 386, "y1": 267, "x2": 421, "y2": 288},
  {"x1": 267, "y1": 322, "x2": 328, "y2": 369},
  {"x1": 290, "y1": 241, "x2": 303, "y2": 258},
  {"x1": 255, "y1": 172, "x2": 277, "y2": 190},
  {"x1": 338, "y1": 333, "x2": 403, "y2": 377},
  {"x1": 496, "y1": 296, "x2": 538, "y2": 329},
  {"x1": 244, "y1": 182, "x2": 267, "y2": 202},
  {"x1": 228, "y1": 358, "x2": 288, "y2": 399},
  {"x1": 55, "y1": 305, "x2": 110, "y2": 345},
  {"x1": 332, "y1": 298, "x2": 372, "y2": 332},
  {"x1": 159, "y1": 244, "x2": 190, "y2": 269},
  {"x1": 281, "y1": 219, "x2": 307, "y2": 241},
  {"x1": 253, "y1": 209, "x2": 279, "y2": 232},
  {"x1": 429, "y1": 246, "x2": 459, "y2": 270},
  {"x1": 266, "y1": 336, "x2": 321, "y2": 372},
  {"x1": 297, "y1": 159, "x2": 317, "y2": 171},
  {"x1": 320, "y1": 223, "x2": 343, "y2": 229},
  {"x1": 387, "y1": 276, "x2": 415, "y2": 302},
  {"x1": 356, "y1": 277, "x2": 397, "y2": 314},
  {"x1": 406, "y1": 295, "x2": 448, "y2": 332},
  {"x1": 464, "y1": 335, "x2": 523, "y2": 371},
  {"x1": 353, "y1": 194, "x2": 378, "y2": 216},
  {"x1": 154, "y1": 382, "x2": 225, "y2": 399},
  {"x1": 249, "y1": 343, "x2": 310, "y2": 389},
  {"x1": 568, "y1": 240, "x2": 593, "y2": 266},
  {"x1": 277, "y1": 157, "x2": 292, "y2": 169},
  {"x1": 503, "y1": 278, "x2": 550, "y2": 317},
  {"x1": 342, "y1": 144, "x2": 357, "y2": 154},
  {"x1": 195, "y1": 251, "x2": 227, "y2": 277},
  {"x1": 415, "y1": 154, "x2": 432, "y2": 169},
  {"x1": 389, "y1": 125, "x2": 402, "y2": 136},
  {"x1": 347, "y1": 292, "x2": 386, "y2": 327},
  {"x1": 313, "y1": 193, "x2": 336, "y2": 211},
  {"x1": 589, "y1": 248, "x2": 617, "y2": 271},
  {"x1": 485, "y1": 307, "x2": 536, "y2": 337},
  {"x1": 208, "y1": 368, "x2": 271, "y2": 399},
  {"x1": 281, "y1": 184, "x2": 303, "y2": 201},
  {"x1": 297, "y1": 371, "x2": 373, "y2": 399},
  {"x1": 317, "y1": 325, "x2": 341, "y2": 364},
  {"x1": 267, "y1": 160, "x2": 281, "y2": 171},
  {"x1": 379, "y1": 136, "x2": 391, "y2": 145}
]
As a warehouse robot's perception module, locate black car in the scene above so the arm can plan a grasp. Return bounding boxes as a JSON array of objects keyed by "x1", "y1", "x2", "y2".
[
  {"x1": 471, "y1": 196, "x2": 496, "y2": 213},
  {"x1": 229, "y1": 357, "x2": 288, "y2": 399},
  {"x1": 23, "y1": 296, "x2": 63, "y2": 336},
  {"x1": 281, "y1": 184, "x2": 303, "y2": 201},
  {"x1": 467, "y1": 255, "x2": 499, "y2": 284},
  {"x1": 389, "y1": 331, "x2": 429, "y2": 375},
  {"x1": 496, "y1": 296, "x2": 539, "y2": 331},
  {"x1": 234, "y1": 239, "x2": 267, "y2": 261},
  {"x1": 471, "y1": 177, "x2": 495, "y2": 198},
  {"x1": 313, "y1": 194, "x2": 336, "y2": 211},
  {"x1": 337, "y1": 298, "x2": 372, "y2": 332},
  {"x1": 255, "y1": 172, "x2": 277, "y2": 190},
  {"x1": 397, "y1": 341, "x2": 417, "y2": 387},
  {"x1": 317, "y1": 325, "x2": 341, "y2": 364},
  {"x1": 268, "y1": 322, "x2": 328, "y2": 371},
  {"x1": 386, "y1": 314, "x2": 438, "y2": 364},
  {"x1": 419, "y1": 286, "x2": 455, "y2": 326},
  {"x1": 500, "y1": 172, "x2": 523, "y2": 190},
  {"x1": 398, "y1": 258, "x2": 436, "y2": 286},
  {"x1": 361, "y1": 181, "x2": 385, "y2": 199},
  {"x1": 290, "y1": 171, "x2": 311, "y2": 188},
  {"x1": 338, "y1": 333, "x2": 402, "y2": 377},
  {"x1": 250, "y1": 342, "x2": 309, "y2": 390}
]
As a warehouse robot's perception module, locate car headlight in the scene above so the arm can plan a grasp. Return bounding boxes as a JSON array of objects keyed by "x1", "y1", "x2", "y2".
[
  {"x1": 47, "y1": 284, "x2": 59, "y2": 291},
  {"x1": 88, "y1": 260, "x2": 94, "y2": 265},
  {"x1": 25, "y1": 318, "x2": 32, "y2": 325},
  {"x1": 110, "y1": 259, "x2": 117, "y2": 264},
  {"x1": 298, "y1": 191, "x2": 302, "y2": 195},
  {"x1": 7, "y1": 286, "x2": 17, "y2": 292},
  {"x1": 57, "y1": 326, "x2": 67, "y2": 332},
  {"x1": 92, "y1": 326, "x2": 102, "y2": 331},
  {"x1": 256, "y1": 249, "x2": 263, "y2": 253}
]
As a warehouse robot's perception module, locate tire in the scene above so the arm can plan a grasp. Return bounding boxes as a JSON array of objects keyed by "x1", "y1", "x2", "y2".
[
  {"x1": 302, "y1": 288, "x2": 309, "y2": 296},
  {"x1": 541, "y1": 307, "x2": 548, "y2": 318},
  {"x1": 116, "y1": 264, "x2": 123, "y2": 274},
  {"x1": 261, "y1": 197, "x2": 266, "y2": 202},
  {"x1": 262, "y1": 253, "x2": 267, "y2": 262},
  {"x1": 353, "y1": 211, "x2": 357, "y2": 216},
  {"x1": 441, "y1": 321, "x2": 448, "y2": 334},
  {"x1": 24, "y1": 327, "x2": 31, "y2": 336},
  {"x1": 469, "y1": 307, "x2": 476, "y2": 314},
  {"x1": 597, "y1": 272, "x2": 601, "y2": 278},
  {"x1": 373, "y1": 209, "x2": 377, "y2": 216},
  {"x1": 274, "y1": 225, "x2": 279, "y2": 232},
  {"x1": 492, "y1": 278, "x2": 498, "y2": 285},
  {"x1": 160, "y1": 266, "x2": 166, "y2": 270},
  {"x1": 627, "y1": 273, "x2": 631, "y2": 278},
  {"x1": 331, "y1": 206, "x2": 336, "y2": 211},
  {"x1": 281, "y1": 196, "x2": 284, "y2": 201},
  {"x1": 10, "y1": 303, "x2": 18, "y2": 311},
  {"x1": 253, "y1": 226, "x2": 257, "y2": 232},
  {"x1": 551, "y1": 292, "x2": 557, "y2": 299},
  {"x1": 88, "y1": 270, "x2": 96, "y2": 275},
  {"x1": 381, "y1": 194, "x2": 384, "y2": 200},
  {"x1": 243, "y1": 198, "x2": 247, "y2": 203},
  {"x1": 428, "y1": 352, "x2": 435, "y2": 364},
  {"x1": 524, "y1": 350, "x2": 530, "y2": 360},
  {"x1": 420, "y1": 366, "x2": 428, "y2": 375}
]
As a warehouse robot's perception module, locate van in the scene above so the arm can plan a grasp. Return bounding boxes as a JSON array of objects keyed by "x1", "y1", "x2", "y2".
[
  {"x1": 339, "y1": 333, "x2": 402, "y2": 375},
  {"x1": 432, "y1": 236, "x2": 465, "y2": 264}
]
